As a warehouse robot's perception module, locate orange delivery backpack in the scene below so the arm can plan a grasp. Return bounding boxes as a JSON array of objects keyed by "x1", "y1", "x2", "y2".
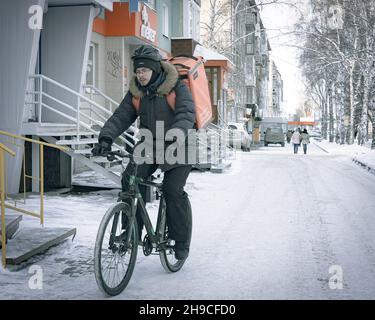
[{"x1": 132, "y1": 55, "x2": 213, "y2": 129}]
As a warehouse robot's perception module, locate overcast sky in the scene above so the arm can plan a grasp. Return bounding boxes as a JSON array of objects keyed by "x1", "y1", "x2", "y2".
[{"x1": 258, "y1": 0, "x2": 308, "y2": 115}]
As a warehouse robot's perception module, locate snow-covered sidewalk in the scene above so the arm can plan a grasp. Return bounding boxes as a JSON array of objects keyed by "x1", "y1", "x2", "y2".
[{"x1": 313, "y1": 139, "x2": 375, "y2": 174}]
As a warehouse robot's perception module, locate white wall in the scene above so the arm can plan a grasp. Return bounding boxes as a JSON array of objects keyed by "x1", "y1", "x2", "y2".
[
  {"x1": 40, "y1": 5, "x2": 95, "y2": 123},
  {"x1": 0, "y1": 0, "x2": 46, "y2": 194},
  {"x1": 91, "y1": 32, "x2": 107, "y2": 94},
  {"x1": 104, "y1": 37, "x2": 125, "y2": 103}
]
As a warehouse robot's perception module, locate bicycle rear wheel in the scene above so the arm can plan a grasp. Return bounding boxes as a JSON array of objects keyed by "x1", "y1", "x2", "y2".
[
  {"x1": 159, "y1": 198, "x2": 191, "y2": 273},
  {"x1": 94, "y1": 202, "x2": 138, "y2": 296}
]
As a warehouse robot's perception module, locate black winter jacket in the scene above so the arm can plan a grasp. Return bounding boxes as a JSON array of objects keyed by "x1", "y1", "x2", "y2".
[{"x1": 98, "y1": 61, "x2": 196, "y2": 172}]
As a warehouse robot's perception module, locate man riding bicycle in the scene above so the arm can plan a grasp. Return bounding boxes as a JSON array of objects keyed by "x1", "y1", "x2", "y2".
[{"x1": 92, "y1": 45, "x2": 195, "y2": 261}]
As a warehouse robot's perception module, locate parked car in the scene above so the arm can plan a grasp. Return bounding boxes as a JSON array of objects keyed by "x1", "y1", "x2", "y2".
[
  {"x1": 264, "y1": 127, "x2": 285, "y2": 147},
  {"x1": 309, "y1": 130, "x2": 322, "y2": 139},
  {"x1": 227, "y1": 122, "x2": 251, "y2": 151}
]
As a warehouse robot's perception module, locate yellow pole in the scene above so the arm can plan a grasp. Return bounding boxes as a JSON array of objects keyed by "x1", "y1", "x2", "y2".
[
  {"x1": 40, "y1": 144, "x2": 44, "y2": 226},
  {"x1": 0, "y1": 131, "x2": 67, "y2": 151},
  {"x1": 0, "y1": 150, "x2": 6, "y2": 268},
  {"x1": 23, "y1": 150, "x2": 26, "y2": 204}
]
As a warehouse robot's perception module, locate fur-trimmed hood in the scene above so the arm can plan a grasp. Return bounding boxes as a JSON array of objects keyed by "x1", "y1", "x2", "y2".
[{"x1": 129, "y1": 61, "x2": 179, "y2": 98}]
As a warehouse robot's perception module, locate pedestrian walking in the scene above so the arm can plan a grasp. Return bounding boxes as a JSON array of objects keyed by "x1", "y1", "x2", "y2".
[
  {"x1": 286, "y1": 130, "x2": 293, "y2": 143},
  {"x1": 301, "y1": 128, "x2": 310, "y2": 154},
  {"x1": 291, "y1": 129, "x2": 301, "y2": 154}
]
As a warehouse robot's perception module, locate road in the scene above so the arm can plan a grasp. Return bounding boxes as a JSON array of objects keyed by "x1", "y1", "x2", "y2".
[{"x1": 1, "y1": 141, "x2": 375, "y2": 299}]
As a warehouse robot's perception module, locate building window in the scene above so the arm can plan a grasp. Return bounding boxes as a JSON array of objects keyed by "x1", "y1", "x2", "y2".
[
  {"x1": 246, "y1": 86, "x2": 254, "y2": 104},
  {"x1": 245, "y1": 25, "x2": 254, "y2": 46},
  {"x1": 245, "y1": 12, "x2": 252, "y2": 25},
  {"x1": 146, "y1": 0, "x2": 156, "y2": 10},
  {"x1": 205, "y1": 67, "x2": 219, "y2": 105},
  {"x1": 252, "y1": 12, "x2": 258, "y2": 24},
  {"x1": 246, "y1": 43, "x2": 254, "y2": 55},
  {"x1": 162, "y1": 4, "x2": 169, "y2": 37},
  {"x1": 86, "y1": 43, "x2": 98, "y2": 89},
  {"x1": 98, "y1": 8, "x2": 105, "y2": 19},
  {"x1": 189, "y1": 0, "x2": 200, "y2": 42},
  {"x1": 245, "y1": 7, "x2": 257, "y2": 25},
  {"x1": 261, "y1": 54, "x2": 267, "y2": 67},
  {"x1": 245, "y1": 24, "x2": 251, "y2": 38}
]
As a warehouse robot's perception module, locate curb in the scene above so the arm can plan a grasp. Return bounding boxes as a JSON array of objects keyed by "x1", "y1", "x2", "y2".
[
  {"x1": 312, "y1": 142, "x2": 330, "y2": 153},
  {"x1": 314, "y1": 141, "x2": 375, "y2": 176},
  {"x1": 352, "y1": 158, "x2": 375, "y2": 176}
]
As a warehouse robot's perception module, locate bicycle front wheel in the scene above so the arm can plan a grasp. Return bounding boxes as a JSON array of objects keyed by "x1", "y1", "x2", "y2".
[{"x1": 94, "y1": 202, "x2": 138, "y2": 296}]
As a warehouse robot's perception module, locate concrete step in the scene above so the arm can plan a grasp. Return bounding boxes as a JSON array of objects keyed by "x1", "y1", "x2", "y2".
[
  {"x1": 56, "y1": 138, "x2": 98, "y2": 146},
  {"x1": 74, "y1": 146, "x2": 122, "y2": 155},
  {"x1": 21, "y1": 122, "x2": 96, "y2": 137},
  {"x1": 3, "y1": 227, "x2": 76, "y2": 265},
  {"x1": 192, "y1": 163, "x2": 211, "y2": 171},
  {"x1": 210, "y1": 161, "x2": 232, "y2": 173},
  {"x1": 0, "y1": 215, "x2": 23, "y2": 247},
  {"x1": 43, "y1": 136, "x2": 122, "y2": 187},
  {"x1": 73, "y1": 149, "x2": 94, "y2": 155}
]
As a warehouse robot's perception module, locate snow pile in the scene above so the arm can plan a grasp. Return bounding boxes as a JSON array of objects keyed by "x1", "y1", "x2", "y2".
[
  {"x1": 313, "y1": 139, "x2": 375, "y2": 173},
  {"x1": 314, "y1": 139, "x2": 371, "y2": 156},
  {"x1": 353, "y1": 151, "x2": 375, "y2": 171}
]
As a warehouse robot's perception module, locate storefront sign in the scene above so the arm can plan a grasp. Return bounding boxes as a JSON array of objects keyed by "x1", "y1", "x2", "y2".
[{"x1": 140, "y1": 5, "x2": 156, "y2": 42}]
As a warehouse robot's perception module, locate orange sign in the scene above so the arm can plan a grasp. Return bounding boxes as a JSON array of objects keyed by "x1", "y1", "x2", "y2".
[
  {"x1": 93, "y1": 2, "x2": 158, "y2": 45},
  {"x1": 288, "y1": 121, "x2": 317, "y2": 126}
]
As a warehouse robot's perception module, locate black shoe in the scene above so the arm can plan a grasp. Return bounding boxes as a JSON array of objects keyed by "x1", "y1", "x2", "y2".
[{"x1": 174, "y1": 241, "x2": 189, "y2": 260}]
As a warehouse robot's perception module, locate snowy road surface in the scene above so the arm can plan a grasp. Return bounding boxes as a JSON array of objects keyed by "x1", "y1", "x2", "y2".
[{"x1": 1, "y1": 142, "x2": 375, "y2": 299}]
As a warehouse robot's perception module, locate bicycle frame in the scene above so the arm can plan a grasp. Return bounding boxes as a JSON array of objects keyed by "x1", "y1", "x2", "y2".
[{"x1": 117, "y1": 170, "x2": 166, "y2": 248}]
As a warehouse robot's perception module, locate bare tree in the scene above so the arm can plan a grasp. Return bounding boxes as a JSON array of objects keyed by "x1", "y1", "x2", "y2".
[{"x1": 296, "y1": 0, "x2": 375, "y2": 148}]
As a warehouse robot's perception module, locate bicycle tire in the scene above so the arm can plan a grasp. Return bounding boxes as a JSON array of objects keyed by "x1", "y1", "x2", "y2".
[
  {"x1": 159, "y1": 197, "x2": 191, "y2": 273},
  {"x1": 94, "y1": 202, "x2": 138, "y2": 296}
]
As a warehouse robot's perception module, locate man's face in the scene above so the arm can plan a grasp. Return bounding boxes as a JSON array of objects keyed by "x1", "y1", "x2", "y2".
[{"x1": 136, "y1": 67, "x2": 153, "y2": 86}]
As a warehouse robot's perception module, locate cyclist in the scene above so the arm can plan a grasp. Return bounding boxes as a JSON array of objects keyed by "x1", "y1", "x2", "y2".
[{"x1": 92, "y1": 45, "x2": 195, "y2": 260}]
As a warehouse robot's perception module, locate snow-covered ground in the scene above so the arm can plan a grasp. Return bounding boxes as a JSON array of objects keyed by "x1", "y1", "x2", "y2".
[
  {"x1": 315, "y1": 139, "x2": 372, "y2": 156},
  {"x1": 1, "y1": 141, "x2": 375, "y2": 299},
  {"x1": 314, "y1": 139, "x2": 375, "y2": 173}
]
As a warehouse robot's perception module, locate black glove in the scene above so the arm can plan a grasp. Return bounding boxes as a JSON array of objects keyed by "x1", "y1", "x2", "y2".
[{"x1": 92, "y1": 137, "x2": 112, "y2": 156}]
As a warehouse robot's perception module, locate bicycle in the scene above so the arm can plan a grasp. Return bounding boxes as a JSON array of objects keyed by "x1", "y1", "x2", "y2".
[{"x1": 94, "y1": 150, "x2": 191, "y2": 296}]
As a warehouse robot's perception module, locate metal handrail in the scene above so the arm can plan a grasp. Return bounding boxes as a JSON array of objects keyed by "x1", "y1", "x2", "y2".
[
  {"x1": 26, "y1": 74, "x2": 138, "y2": 148},
  {"x1": 40, "y1": 100, "x2": 135, "y2": 149},
  {"x1": 0, "y1": 131, "x2": 68, "y2": 219},
  {"x1": 206, "y1": 123, "x2": 235, "y2": 165},
  {"x1": 0, "y1": 132, "x2": 69, "y2": 268},
  {"x1": 0, "y1": 131, "x2": 68, "y2": 150},
  {"x1": 0, "y1": 142, "x2": 16, "y2": 267},
  {"x1": 83, "y1": 84, "x2": 120, "y2": 113},
  {"x1": 29, "y1": 75, "x2": 113, "y2": 117},
  {"x1": 0, "y1": 143, "x2": 16, "y2": 156}
]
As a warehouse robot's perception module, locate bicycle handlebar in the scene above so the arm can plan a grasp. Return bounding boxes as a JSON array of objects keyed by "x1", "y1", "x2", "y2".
[
  {"x1": 105, "y1": 150, "x2": 152, "y2": 163},
  {"x1": 106, "y1": 150, "x2": 129, "y2": 161}
]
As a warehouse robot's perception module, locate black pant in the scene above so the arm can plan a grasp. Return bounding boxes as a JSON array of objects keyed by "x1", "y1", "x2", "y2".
[
  {"x1": 303, "y1": 144, "x2": 307, "y2": 154},
  {"x1": 121, "y1": 163, "x2": 192, "y2": 245}
]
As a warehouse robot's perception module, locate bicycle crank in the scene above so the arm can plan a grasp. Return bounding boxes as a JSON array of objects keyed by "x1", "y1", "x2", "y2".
[{"x1": 142, "y1": 235, "x2": 153, "y2": 256}]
